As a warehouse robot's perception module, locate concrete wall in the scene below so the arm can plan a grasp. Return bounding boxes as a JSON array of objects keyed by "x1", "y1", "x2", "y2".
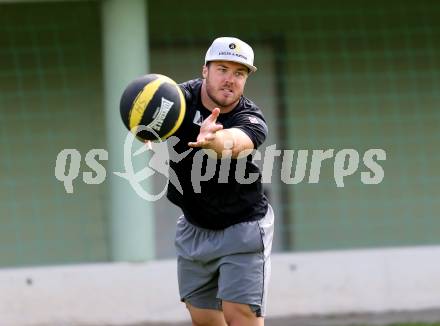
[{"x1": 1, "y1": 246, "x2": 440, "y2": 325}]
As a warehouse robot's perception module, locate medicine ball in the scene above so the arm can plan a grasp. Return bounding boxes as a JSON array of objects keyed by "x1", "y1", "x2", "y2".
[{"x1": 120, "y1": 74, "x2": 186, "y2": 141}]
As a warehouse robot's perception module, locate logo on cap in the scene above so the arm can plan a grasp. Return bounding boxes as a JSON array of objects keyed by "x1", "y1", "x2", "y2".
[{"x1": 229, "y1": 43, "x2": 236, "y2": 49}]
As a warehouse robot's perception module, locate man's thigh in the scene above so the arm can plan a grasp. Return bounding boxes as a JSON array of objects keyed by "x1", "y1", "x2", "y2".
[
  {"x1": 218, "y1": 205, "x2": 275, "y2": 317},
  {"x1": 177, "y1": 255, "x2": 221, "y2": 311},
  {"x1": 218, "y1": 251, "x2": 266, "y2": 317}
]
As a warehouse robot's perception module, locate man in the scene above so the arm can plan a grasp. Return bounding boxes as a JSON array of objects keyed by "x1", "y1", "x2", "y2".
[{"x1": 166, "y1": 37, "x2": 274, "y2": 326}]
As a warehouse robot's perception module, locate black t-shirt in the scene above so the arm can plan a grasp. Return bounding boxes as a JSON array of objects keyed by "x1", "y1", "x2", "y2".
[{"x1": 166, "y1": 78, "x2": 269, "y2": 230}]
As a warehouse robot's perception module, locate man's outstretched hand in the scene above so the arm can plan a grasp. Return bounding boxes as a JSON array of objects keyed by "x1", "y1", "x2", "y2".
[{"x1": 188, "y1": 108, "x2": 223, "y2": 149}]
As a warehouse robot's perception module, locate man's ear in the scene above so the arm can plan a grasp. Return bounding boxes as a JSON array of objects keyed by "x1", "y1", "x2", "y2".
[{"x1": 202, "y1": 65, "x2": 208, "y2": 79}]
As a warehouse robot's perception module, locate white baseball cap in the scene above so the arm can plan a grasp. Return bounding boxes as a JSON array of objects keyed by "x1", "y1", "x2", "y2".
[{"x1": 205, "y1": 37, "x2": 257, "y2": 73}]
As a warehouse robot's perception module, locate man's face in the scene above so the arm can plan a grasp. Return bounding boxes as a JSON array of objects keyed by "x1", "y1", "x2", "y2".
[{"x1": 202, "y1": 61, "x2": 249, "y2": 109}]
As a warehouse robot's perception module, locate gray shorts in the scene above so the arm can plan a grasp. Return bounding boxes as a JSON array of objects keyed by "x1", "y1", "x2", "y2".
[{"x1": 174, "y1": 205, "x2": 274, "y2": 317}]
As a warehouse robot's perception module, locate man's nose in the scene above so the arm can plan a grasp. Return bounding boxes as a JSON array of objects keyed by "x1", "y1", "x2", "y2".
[{"x1": 224, "y1": 72, "x2": 234, "y2": 83}]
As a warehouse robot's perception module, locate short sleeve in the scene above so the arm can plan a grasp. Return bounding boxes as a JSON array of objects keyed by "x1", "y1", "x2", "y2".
[{"x1": 229, "y1": 113, "x2": 268, "y2": 149}]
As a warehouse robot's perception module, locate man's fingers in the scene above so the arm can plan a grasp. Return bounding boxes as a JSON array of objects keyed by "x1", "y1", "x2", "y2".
[
  {"x1": 207, "y1": 108, "x2": 221, "y2": 122},
  {"x1": 212, "y1": 124, "x2": 223, "y2": 133},
  {"x1": 188, "y1": 141, "x2": 204, "y2": 148}
]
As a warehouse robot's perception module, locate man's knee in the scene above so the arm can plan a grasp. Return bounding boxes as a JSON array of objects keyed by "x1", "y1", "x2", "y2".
[
  {"x1": 222, "y1": 301, "x2": 263, "y2": 326},
  {"x1": 186, "y1": 302, "x2": 226, "y2": 326}
]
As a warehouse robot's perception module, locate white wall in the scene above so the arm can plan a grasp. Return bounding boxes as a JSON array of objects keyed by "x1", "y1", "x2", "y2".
[{"x1": 1, "y1": 246, "x2": 440, "y2": 325}]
